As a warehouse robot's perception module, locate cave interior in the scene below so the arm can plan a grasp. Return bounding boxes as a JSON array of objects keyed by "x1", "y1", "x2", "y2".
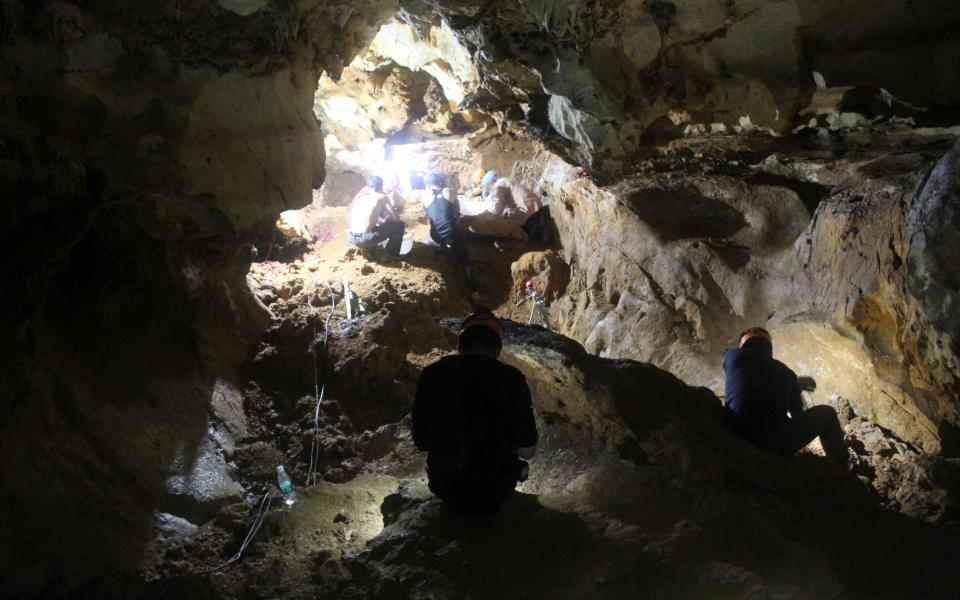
[{"x1": 2, "y1": 1, "x2": 960, "y2": 598}]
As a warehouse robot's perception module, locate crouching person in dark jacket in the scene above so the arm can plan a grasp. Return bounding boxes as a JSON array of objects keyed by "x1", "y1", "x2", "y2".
[
  {"x1": 412, "y1": 309, "x2": 538, "y2": 515},
  {"x1": 724, "y1": 327, "x2": 847, "y2": 467}
]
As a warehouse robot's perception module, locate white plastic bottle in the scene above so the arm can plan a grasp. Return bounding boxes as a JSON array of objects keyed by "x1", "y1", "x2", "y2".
[{"x1": 276, "y1": 465, "x2": 296, "y2": 506}]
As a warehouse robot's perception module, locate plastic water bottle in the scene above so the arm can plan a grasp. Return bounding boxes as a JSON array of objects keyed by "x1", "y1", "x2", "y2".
[{"x1": 276, "y1": 465, "x2": 296, "y2": 506}]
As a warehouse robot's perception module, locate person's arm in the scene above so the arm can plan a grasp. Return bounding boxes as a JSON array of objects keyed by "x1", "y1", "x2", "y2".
[
  {"x1": 494, "y1": 186, "x2": 515, "y2": 217},
  {"x1": 442, "y1": 187, "x2": 462, "y2": 219},
  {"x1": 786, "y1": 370, "x2": 804, "y2": 418},
  {"x1": 519, "y1": 184, "x2": 540, "y2": 213},
  {"x1": 528, "y1": 195, "x2": 542, "y2": 213},
  {"x1": 512, "y1": 373, "x2": 538, "y2": 458},
  {"x1": 380, "y1": 195, "x2": 401, "y2": 221},
  {"x1": 412, "y1": 368, "x2": 437, "y2": 451},
  {"x1": 388, "y1": 190, "x2": 405, "y2": 214}
]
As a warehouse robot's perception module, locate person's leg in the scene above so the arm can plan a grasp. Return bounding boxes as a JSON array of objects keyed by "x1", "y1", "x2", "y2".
[
  {"x1": 786, "y1": 405, "x2": 846, "y2": 465},
  {"x1": 446, "y1": 231, "x2": 478, "y2": 293},
  {"x1": 348, "y1": 230, "x2": 377, "y2": 248},
  {"x1": 429, "y1": 476, "x2": 501, "y2": 516},
  {"x1": 372, "y1": 220, "x2": 405, "y2": 255}
]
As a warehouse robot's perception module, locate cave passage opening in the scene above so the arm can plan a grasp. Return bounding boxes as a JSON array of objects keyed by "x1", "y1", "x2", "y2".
[
  {"x1": 312, "y1": 17, "x2": 489, "y2": 209},
  {"x1": 249, "y1": 15, "x2": 560, "y2": 326}
]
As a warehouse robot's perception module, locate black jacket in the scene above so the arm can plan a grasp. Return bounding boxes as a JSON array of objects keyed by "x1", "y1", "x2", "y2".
[{"x1": 412, "y1": 354, "x2": 537, "y2": 483}]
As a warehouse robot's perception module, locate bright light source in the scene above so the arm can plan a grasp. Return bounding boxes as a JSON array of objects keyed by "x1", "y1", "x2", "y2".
[
  {"x1": 323, "y1": 95, "x2": 364, "y2": 126},
  {"x1": 383, "y1": 143, "x2": 430, "y2": 193}
]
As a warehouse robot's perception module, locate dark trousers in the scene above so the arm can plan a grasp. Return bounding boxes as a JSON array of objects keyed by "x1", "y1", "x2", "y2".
[
  {"x1": 349, "y1": 220, "x2": 405, "y2": 255},
  {"x1": 726, "y1": 404, "x2": 846, "y2": 465},
  {"x1": 427, "y1": 462, "x2": 522, "y2": 516},
  {"x1": 430, "y1": 225, "x2": 478, "y2": 293},
  {"x1": 779, "y1": 405, "x2": 846, "y2": 464}
]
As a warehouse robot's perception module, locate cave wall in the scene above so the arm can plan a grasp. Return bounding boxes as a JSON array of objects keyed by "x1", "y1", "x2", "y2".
[
  {"x1": 424, "y1": 0, "x2": 960, "y2": 173},
  {"x1": 396, "y1": 0, "x2": 960, "y2": 453},
  {"x1": 508, "y1": 140, "x2": 960, "y2": 455},
  {"x1": 0, "y1": 0, "x2": 393, "y2": 595}
]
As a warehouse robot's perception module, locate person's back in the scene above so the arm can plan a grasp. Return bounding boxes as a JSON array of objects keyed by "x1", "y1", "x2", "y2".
[
  {"x1": 412, "y1": 309, "x2": 537, "y2": 514},
  {"x1": 423, "y1": 186, "x2": 459, "y2": 239},
  {"x1": 347, "y1": 175, "x2": 406, "y2": 257},
  {"x1": 723, "y1": 346, "x2": 800, "y2": 448},
  {"x1": 421, "y1": 172, "x2": 478, "y2": 300},
  {"x1": 489, "y1": 177, "x2": 540, "y2": 220},
  {"x1": 348, "y1": 187, "x2": 384, "y2": 234}
]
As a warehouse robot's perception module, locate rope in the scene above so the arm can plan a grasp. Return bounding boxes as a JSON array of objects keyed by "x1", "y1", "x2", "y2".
[{"x1": 200, "y1": 491, "x2": 274, "y2": 572}]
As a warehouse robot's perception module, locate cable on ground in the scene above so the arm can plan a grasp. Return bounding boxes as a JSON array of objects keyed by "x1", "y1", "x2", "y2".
[
  {"x1": 200, "y1": 491, "x2": 274, "y2": 572},
  {"x1": 306, "y1": 285, "x2": 336, "y2": 486}
]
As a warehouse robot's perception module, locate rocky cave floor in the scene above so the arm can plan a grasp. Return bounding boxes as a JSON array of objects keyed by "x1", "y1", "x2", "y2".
[{"x1": 78, "y1": 145, "x2": 960, "y2": 600}]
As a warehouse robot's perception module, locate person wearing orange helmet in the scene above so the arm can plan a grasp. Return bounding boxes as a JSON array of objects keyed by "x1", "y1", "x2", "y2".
[
  {"x1": 412, "y1": 309, "x2": 538, "y2": 515},
  {"x1": 723, "y1": 327, "x2": 847, "y2": 466}
]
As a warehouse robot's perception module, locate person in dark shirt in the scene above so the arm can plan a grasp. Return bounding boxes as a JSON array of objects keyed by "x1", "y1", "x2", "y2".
[
  {"x1": 412, "y1": 309, "x2": 538, "y2": 515},
  {"x1": 421, "y1": 172, "x2": 479, "y2": 302},
  {"x1": 724, "y1": 327, "x2": 847, "y2": 466}
]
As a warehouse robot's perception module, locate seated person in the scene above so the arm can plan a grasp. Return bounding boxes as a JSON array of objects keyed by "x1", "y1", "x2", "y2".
[
  {"x1": 459, "y1": 169, "x2": 496, "y2": 216},
  {"x1": 479, "y1": 170, "x2": 553, "y2": 244},
  {"x1": 421, "y1": 172, "x2": 478, "y2": 301},
  {"x1": 723, "y1": 327, "x2": 847, "y2": 467},
  {"x1": 346, "y1": 175, "x2": 405, "y2": 258},
  {"x1": 412, "y1": 309, "x2": 538, "y2": 515},
  {"x1": 481, "y1": 170, "x2": 544, "y2": 222}
]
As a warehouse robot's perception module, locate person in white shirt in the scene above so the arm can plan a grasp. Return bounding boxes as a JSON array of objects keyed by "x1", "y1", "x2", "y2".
[
  {"x1": 347, "y1": 176, "x2": 406, "y2": 258},
  {"x1": 481, "y1": 171, "x2": 543, "y2": 222},
  {"x1": 480, "y1": 171, "x2": 553, "y2": 244}
]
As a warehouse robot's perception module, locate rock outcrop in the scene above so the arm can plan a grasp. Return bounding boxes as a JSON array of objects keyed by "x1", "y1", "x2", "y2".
[
  {"x1": 410, "y1": 0, "x2": 960, "y2": 172},
  {"x1": 478, "y1": 136, "x2": 960, "y2": 456},
  {"x1": 0, "y1": 1, "x2": 359, "y2": 595}
]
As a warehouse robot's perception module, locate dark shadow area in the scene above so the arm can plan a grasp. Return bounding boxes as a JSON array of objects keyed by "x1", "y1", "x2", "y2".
[
  {"x1": 624, "y1": 187, "x2": 747, "y2": 242},
  {"x1": 705, "y1": 239, "x2": 752, "y2": 271},
  {"x1": 1, "y1": 204, "x2": 216, "y2": 598},
  {"x1": 938, "y1": 419, "x2": 960, "y2": 458},
  {"x1": 745, "y1": 172, "x2": 832, "y2": 216},
  {"x1": 338, "y1": 494, "x2": 669, "y2": 599}
]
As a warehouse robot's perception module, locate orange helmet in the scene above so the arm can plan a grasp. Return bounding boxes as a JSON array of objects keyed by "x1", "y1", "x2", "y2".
[
  {"x1": 472, "y1": 168, "x2": 486, "y2": 186},
  {"x1": 739, "y1": 327, "x2": 772, "y2": 349}
]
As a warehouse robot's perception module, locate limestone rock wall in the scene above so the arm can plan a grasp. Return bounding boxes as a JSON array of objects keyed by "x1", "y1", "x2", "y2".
[
  {"x1": 425, "y1": 0, "x2": 960, "y2": 173},
  {"x1": 516, "y1": 140, "x2": 959, "y2": 455},
  {"x1": 0, "y1": 1, "x2": 390, "y2": 595}
]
